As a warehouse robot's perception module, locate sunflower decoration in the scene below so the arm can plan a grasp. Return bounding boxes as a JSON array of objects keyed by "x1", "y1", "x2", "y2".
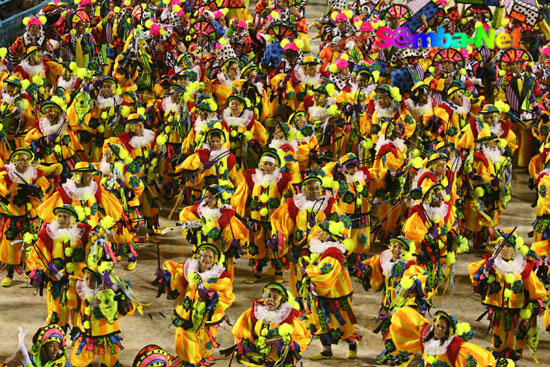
[
  {"x1": 430, "y1": 48, "x2": 465, "y2": 73},
  {"x1": 499, "y1": 48, "x2": 532, "y2": 71}
]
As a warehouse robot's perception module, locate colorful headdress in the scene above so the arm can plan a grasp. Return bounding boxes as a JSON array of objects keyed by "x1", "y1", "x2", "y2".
[
  {"x1": 302, "y1": 56, "x2": 321, "y2": 65},
  {"x1": 375, "y1": 84, "x2": 401, "y2": 102},
  {"x1": 422, "y1": 183, "x2": 443, "y2": 203},
  {"x1": 53, "y1": 204, "x2": 78, "y2": 218},
  {"x1": 410, "y1": 81, "x2": 429, "y2": 100},
  {"x1": 32, "y1": 324, "x2": 66, "y2": 349},
  {"x1": 195, "y1": 99, "x2": 218, "y2": 113},
  {"x1": 464, "y1": 5, "x2": 492, "y2": 19},
  {"x1": 71, "y1": 10, "x2": 90, "y2": 26},
  {"x1": 71, "y1": 161, "x2": 99, "y2": 174},
  {"x1": 390, "y1": 236, "x2": 411, "y2": 252},
  {"x1": 23, "y1": 16, "x2": 47, "y2": 28},
  {"x1": 328, "y1": 54, "x2": 350, "y2": 73},
  {"x1": 132, "y1": 345, "x2": 174, "y2": 367},
  {"x1": 383, "y1": 4, "x2": 411, "y2": 20},
  {"x1": 500, "y1": 48, "x2": 532, "y2": 67},
  {"x1": 4, "y1": 76, "x2": 23, "y2": 89},
  {"x1": 432, "y1": 48, "x2": 465, "y2": 68},
  {"x1": 260, "y1": 149, "x2": 282, "y2": 168},
  {"x1": 433, "y1": 311, "x2": 458, "y2": 336},
  {"x1": 479, "y1": 104, "x2": 499, "y2": 114},
  {"x1": 262, "y1": 282, "x2": 299, "y2": 309},
  {"x1": 426, "y1": 152, "x2": 448, "y2": 168},
  {"x1": 227, "y1": 92, "x2": 251, "y2": 110},
  {"x1": 40, "y1": 96, "x2": 67, "y2": 114},
  {"x1": 194, "y1": 243, "x2": 222, "y2": 263},
  {"x1": 9, "y1": 148, "x2": 34, "y2": 163}
]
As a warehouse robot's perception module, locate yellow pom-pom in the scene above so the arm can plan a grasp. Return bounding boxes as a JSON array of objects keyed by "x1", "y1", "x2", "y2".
[
  {"x1": 321, "y1": 176, "x2": 333, "y2": 188},
  {"x1": 85, "y1": 306, "x2": 92, "y2": 316},
  {"x1": 520, "y1": 306, "x2": 532, "y2": 320},
  {"x1": 260, "y1": 207, "x2": 268, "y2": 216},
  {"x1": 400, "y1": 276, "x2": 414, "y2": 290},
  {"x1": 497, "y1": 138, "x2": 507, "y2": 148},
  {"x1": 459, "y1": 68, "x2": 466, "y2": 75},
  {"x1": 54, "y1": 145, "x2": 62, "y2": 154},
  {"x1": 474, "y1": 187, "x2": 484, "y2": 197},
  {"x1": 23, "y1": 17, "x2": 30, "y2": 26},
  {"x1": 295, "y1": 39, "x2": 304, "y2": 50},
  {"x1": 271, "y1": 10, "x2": 280, "y2": 18},
  {"x1": 23, "y1": 232, "x2": 34, "y2": 244},
  {"x1": 429, "y1": 66, "x2": 435, "y2": 73},
  {"x1": 101, "y1": 111, "x2": 108, "y2": 120},
  {"x1": 260, "y1": 194, "x2": 269, "y2": 203},
  {"x1": 499, "y1": 69, "x2": 506, "y2": 77},
  {"x1": 156, "y1": 135, "x2": 167, "y2": 146},
  {"x1": 83, "y1": 321, "x2": 91, "y2": 330},
  {"x1": 331, "y1": 181, "x2": 339, "y2": 191},
  {"x1": 460, "y1": 18, "x2": 467, "y2": 24},
  {"x1": 520, "y1": 245, "x2": 529, "y2": 256},
  {"x1": 343, "y1": 238, "x2": 354, "y2": 252},
  {"x1": 39, "y1": 16, "x2": 47, "y2": 24},
  {"x1": 64, "y1": 247, "x2": 74, "y2": 257},
  {"x1": 328, "y1": 64, "x2": 338, "y2": 73},
  {"x1": 145, "y1": 19, "x2": 154, "y2": 29},
  {"x1": 504, "y1": 288, "x2": 512, "y2": 299},
  {"x1": 412, "y1": 157, "x2": 424, "y2": 170},
  {"x1": 455, "y1": 322, "x2": 471, "y2": 336},
  {"x1": 243, "y1": 131, "x2": 253, "y2": 141},
  {"x1": 187, "y1": 272, "x2": 202, "y2": 285},
  {"x1": 0, "y1": 48, "x2": 7, "y2": 61},
  {"x1": 325, "y1": 83, "x2": 336, "y2": 97},
  {"x1": 344, "y1": 10, "x2": 353, "y2": 20},
  {"x1": 172, "y1": 4, "x2": 181, "y2": 12},
  {"x1": 379, "y1": 20, "x2": 386, "y2": 27},
  {"x1": 279, "y1": 323, "x2": 294, "y2": 336},
  {"x1": 362, "y1": 138, "x2": 373, "y2": 149},
  {"x1": 341, "y1": 53, "x2": 349, "y2": 61},
  {"x1": 327, "y1": 104, "x2": 339, "y2": 116}
]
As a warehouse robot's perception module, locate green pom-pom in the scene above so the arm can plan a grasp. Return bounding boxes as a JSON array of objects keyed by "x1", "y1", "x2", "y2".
[
  {"x1": 64, "y1": 247, "x2": 73, "y2": 257},
  {"x1": 474, "y1": 187, "x2": 484, "y2": 197}
]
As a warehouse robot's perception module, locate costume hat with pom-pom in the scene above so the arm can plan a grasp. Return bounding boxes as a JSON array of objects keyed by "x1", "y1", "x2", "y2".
[
  {"x1": 193, "y1": 243, "x2": 222, "y2": 264},
  {"x1": 422, "y1": 183, "x2": 443, "y2": 203},
  {"x1": 479, "y1": 104, "x2": 499, "y2": 114},
  {"x1": 32, "y1": 324, "x2": 66, "y2": 350},
  {"x1": 302, "y1": 56, "x2": 321, "y2": 65},
  {"x1": 410, "y1": 81, "x2": 429, "y2": 100},
  {"x1": 23, "y1": 16, "x2": 47, "y2": 28},
  {"x1": 260, "y1": 149, "x2": 282, "y2": 168},
  {"x1": 4, "y1": 76, "x2": 23, "y2": 89},
  {"x1": 383, "y1": 4, "x2": 411, "y2": 20},
  {"x1": 71, "y1": 161, "x2": 99, "y2": 174},
  {"x1": 426, "y1": 152, "x2": 448, "y2": 168},
  {"x1": 71, "y1": 9, "x2": 90, "y2": 26},
  {"x1": 40, "y1": 96, "x2": 67, "y2": 114},
  {"x1": 227, "y1": 92, "x2": 251, "y2": 110},
  {"x1": 53, "y1": 204, "x2": 78, "y2": 218},
  {"x1": 9, "y1": 148, "x2": 34, "y2": 163},
  {"x1": 432, "y1": 48, "x2": 465, "y2": 69},
  {"x1": 446, "y1": 86, "x2": 465, "y2": 99},
  {"x1": 263, "y1": 282, "x2": 300, "y2": 310},
  {"x1": 195, "y1": 99, "x2": 218, "y2": 113},
  {"x1": 375, "y1": 84, "x2": 401, "y2": 102},
  {"x1": 500, "y1": 48, "x2": 532, "y2": 68},
  {"x1": 390, "y1": 236, "x2": 411, "y2": 252},
  {"x1": 23, "y1": 46, "x2": 42, "y2": 60}
]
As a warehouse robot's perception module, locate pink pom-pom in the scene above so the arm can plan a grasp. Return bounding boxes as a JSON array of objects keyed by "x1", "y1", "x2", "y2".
[
  {"x1": 334, "y1": 13, "x2": 348, "y2": 22},
  {"x1": 335, "y1": 58, "x2": 349, "y2": 70},
  {"x1": 214, "y1": 10, "x2": 224, "y2": 19},
  {"x1": 236, "y1": 20, "x2": 247, "y2": 28},
  {"x1": 283, "y1": 42, "x2": 299, "y2": 52},
  {"x1": 150, "y1": 23, "x2": 161, "y2": 37},
  {"x1": 80, "y1": 0, "x2": 93, "y2": 6},
  {"x1": 27, "y1": 17, "x2": 43, "y2": 27},
  {"x1": 542, "y1": 47, "x2": 550, "y2": 57},
  {"x1": 360, "y1": 21, "x2": 373, "y2": 32}
]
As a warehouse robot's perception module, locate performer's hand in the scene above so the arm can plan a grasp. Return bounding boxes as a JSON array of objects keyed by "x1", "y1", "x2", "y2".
[
  {"x1": 155, "y1": 267, "x2": 167, "y2": 279},
  {"x1": 30, "y1": 272, "x2": 42, "y2": 288},
  {"x1": 266, "y1": 237, "x2": 278, "y2": 250},
  {"x1": 485, "y1": 257, "x2": 495, "y2": 271},
  {"x1": 201, "y1": 160, "x2": 215, "y2": 170},
  {"x1": 46, "y1": 134, "x2": 57, "y2": 143}
]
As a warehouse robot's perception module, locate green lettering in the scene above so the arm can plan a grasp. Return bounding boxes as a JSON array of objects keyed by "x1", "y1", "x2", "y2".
[{"x1": 474, "y1": 26, "x2": 495, "y2": 49}]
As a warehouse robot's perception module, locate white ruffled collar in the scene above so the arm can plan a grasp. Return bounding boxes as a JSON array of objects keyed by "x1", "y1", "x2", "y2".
[
  {"x1": 217, "y1": 71, "x2": 240, "y2": 87},
  {"x1": 2, "y1": 93, "x2": 17, "y2": 105},
  {"x1": 252, "y1": 168, "x2": 283, "y2": 187},
  {"x1": 293, "y1": 193, "x2": 329, "y2": 212},
  {"x1": 308, "y1": 98, "x2": 336, "y2": 121},
  {"x1": 449, "y1": 97, "x2": 470, "y2": 115},
  {"x1": 162, "y1": 96, "x2": 180, "y2": 114},
  {"x1": 129, "y1": 129, "x2": 155, "y2": 148},
  {"x1": 347, "y1": 170, "x2": 366, "y2": 183},
  {"x1": 19, "y1": 59, "x2": 45, "y2": 76},
  {"x1": 380, "y1": 249, "x2": 399, "y2": 276},
  {"x1": 494, "y1": 250, "x2": 526, "y2": 276},
  {"x1": 309, "y1": 238, "x2": 345, "y2": 255},
  {"x1": 183, "y1": 259, "x2": 224, "y2": 282},
  {"x1": 57, "y1": 76, "x2": 77, "y2": 92},
  {"x1": 423, "y1": 335, "x2": 455, "y2": 356},
  {"x1": 482, "y1": 146, "x2": 502, "y2": 164},
  {"x1": 193, "y1": 117, "x2": 211, "y2": 133},
  {"x1": 46, "y1": 220, "x2": 83, "y2": 242},
  {"x1": 253, "y1": 301, "x2": 293, "y2": 325},
  {"x1": 223, "y1": 108, "x2": 253, "y2": 128},
  {"x1": 489, "y1": 122, "x2": 504, "y2": 137},
  {"x1": 5, "y1": 163, "x2": 37, "y2": 184},
  {"x1": 197, "y1": 202, "x2": 222, "y2": 222},
  {"x1": 96, "y1": 93, "x2": 122, "y2": 110},
  {"x1": 76, "y1": 278, "x2": 99, "y2": 300},
  {"x1": 422, "y1": 203, "x2": 449, "y2": 223},
  {"x1": 374, "y1": 101, "x2": 398, "y2": 118},
  {"x1": 39, "y1": 115, "x2": 68, "y2": 136},
  {"x1": 405, "y1": 98, "x2": 432, "y2": 117},
  {"x1": 375, "y1": 135, "x2": 406, "y2": 153},
  {"x1": 99, "y1": 156, "x2": 111, "y2": 175},
  {"x1": 208, "y1": 146, "x2": 229, "y2": 161},
  {"x1": 62, "y1": 179, "x2": 98, "y2": 201},
  {"x1": 269, "y1": 139, "x2": 298, "y2": 152}
]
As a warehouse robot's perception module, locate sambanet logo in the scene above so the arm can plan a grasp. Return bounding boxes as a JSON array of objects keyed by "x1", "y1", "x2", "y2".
[{"x1": 375, "y1": 26, "x2": 521, "y2": 50}]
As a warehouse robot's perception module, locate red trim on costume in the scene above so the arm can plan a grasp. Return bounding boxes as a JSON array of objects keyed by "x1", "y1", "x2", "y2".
[
  {"x1": 277, "y1": 173, "x2": 292, "y2": 194},
  {"x1": 320, "y1": 246, "x2": 345, "y2": 267},
  {"x1": 57, "y1": 187, "x2": 72, "y2": 204},
  {"x1": 219, "y1": 208, "x2": 235, "y2": 229},
  {"x1": 38, "y1": 227, "x2": 54, "y2": 253},
  {"x1": 417, "y1": 172, "x2": 438, "y2": 188},
  {"x1": 447, "y1": 336, "x2": 465, "y2": 365},
  {"x1": 196, "y1": 149, "x2": 210, "y2": 163},
  {"x1": 474, "y1": 152, "x2": 489, "y2": 168}
]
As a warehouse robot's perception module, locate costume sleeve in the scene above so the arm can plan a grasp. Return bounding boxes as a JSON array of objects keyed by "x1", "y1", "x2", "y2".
[
  {"x1": 25, "y1": 239, "x2": 52, "y2": 272},
  {"x1": 206, "y1": 275, "x2": 235, "y2": 311},
  {"x1": 362, "y1": 254, "x2": 383, "y2": 291},
  {"x1": 99, "y1": 188, "x2": 124, "y2": 221},
  {"x1": 270, "y1": 203, "x2": 294, "y2": 240},
  {"x1": 37, "y1": 192, "x2": 63, "y2": 223},
  {"x1": 305, "y1": 256, "x2": 343, "y2": 290},
  {"x1": 403, "y1": 213, "x2": 428, "y2": 244},
  {"x1": 162, "y1": 260, "x2": 188, "y2": 297},
  {"x1": 232, "y1": 308, "x2": 255, "y2": 343},
  {"x1": 455, "y1": 342, "x2": 496, "y2": 367},
  {"x1": 176, "y1": 152, "x2": 202, "y2": 172},
  {"x1": 387, "y1": 306, "x2": 429, "y2": 355},
  {"x1": 251, "y1": 120, "x2": 268, "y2": 145},
  {"x1": 524, "y1": 271, "x2": 548, "y2": 302},
  {"x1": 231, "y1": 181, "x2": 249, "y2": 218},
  {"x1": 179, "y1": 206, "x2": 201, "y2": 235},
  {"x1": 467, "y1": 259, "x2": 486, "y2": 282},
  {"x1": 289, "y1": 317, "x2": 312, "y2": 353},
  {"x1": 222, "y1": 216, "x2": 249, "y2": 247}
]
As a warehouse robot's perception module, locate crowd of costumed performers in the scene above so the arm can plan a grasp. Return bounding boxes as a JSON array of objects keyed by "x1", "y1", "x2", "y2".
[{"x1": 4, "y1": 0, "x2": 550, "y2": 365}]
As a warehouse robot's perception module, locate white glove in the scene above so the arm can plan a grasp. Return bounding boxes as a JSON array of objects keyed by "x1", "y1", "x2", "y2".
[
  {"x1": 520, "y1": 111, "x2": 533, "y2": 121},
  {"x1": 18, "y1": 326, "x2": 32, "y2": 367}
]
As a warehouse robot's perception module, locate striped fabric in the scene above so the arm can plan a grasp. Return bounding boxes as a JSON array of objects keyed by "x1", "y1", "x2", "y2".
[{"x1": 406, "y1": 0, "x2": 431, "y2": 14}]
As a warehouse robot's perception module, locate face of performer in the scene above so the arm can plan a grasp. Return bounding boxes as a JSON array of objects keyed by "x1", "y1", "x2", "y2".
[
  {"x1": 388, "y1": 17, "x2": 400, "y2": 29},
  {"x1": 41, "y1": 341, "x2": 61, "y2": 362},
  {"x1": 262, "y1": 160, "x2": 275, "y2": 174},
  {"x1": 197, "y1": 34, "x2": 206, "y2": 46},
  {"x1": 278, "y1": 0, "x2": 288, "y2": 9},
  {"x1": 29, "y1": 24, "x2": 41, "y2": 37},
  {"x1": 429, "y1": 188, "x2": 444, "y2": 208},
  {"x1": 264, "y1": 289, "x2": 282, "y2": 311},
  {"x1": 344, "y1": 160, "x2": 358, "y2": 175},
  {"x1": 449, "y1": 91, "x2": 463, "y2": 106},
  {"x1": 500, "y1": 243, "x2": 515, "y2": 261},
  {"x1": 203, "y1": 190, "x2": 218, "y2": 209},
  {"x1": 482, "y1": 112, "x2": 497, "y2": 126},
  {"x1": 5, "y1": 83, "x2": 18, "y2": 97},
  {"x1": 296, "y1": 114, "x2": 307, "y2": 129},
  {"x1": 304, "y1": 64, "x2": 318, "y2": 77},
  {"x1": 134, "y1": 121, "x2": 145, "y2": 137},
  {"x1": 84, "y1": 271, "x2": 97, "y2": 289},
  {"x1": 227, "y1": 62, "x2": 240, "y2": 80},
  {"x1": 199, "y1": 248, "x2": 216, "y2": 272},
  {"x1": 418, "y1": 91, "x2": 429, "y2": 106},
  {"x1": 357, "y1": 73, "x2": 370, "y2": 88},
  {"x1": 208, "y1": 135, "x2": 222, "y2": 151},
  {"x1": 75, "y1": 21, "x2": 87, "y2": 35},
  {"x1": 45, "y1": 106, "x2": 60, "y2": 123},
  {"x1": 442, "y1": 61, "x2": 454, "y2": 74},
  {"x1": 197, "y1": 109, "x2": 208, "y2": 120},
  {"x1": 377, "y1": 93, "x2": 392, "y2": 109},
  {"x1": 510, "y1": 61, "x2": 523, "y2": 74},
  {"x1": 16, "y1": 154, "x2": 30, "y2": 173},
  {"x1": 217, "y1": 17, "x2": 226, "y2": 28},
  {"x1": 29, "y1": 50, "x2": 43, "y2": 66},
  {"x1": 104, "y1": 150, "x2": 112, "y2": 163},
  {"x1": 273, "y1": 126, "x2": 285, "y2": 140},
  {"x1": 101, "y1": 81, "x2": 115, "y2": 98},
  {"x1": 229, "y1": 99, "x2": 242, "y2": 115},
  {"x1": 57, "y1": 212, "x2": 71, "y2": 229},
  {"x1": 433, "y1": 317, "x2": 449, "y2": 340},
  {"x1": 340, "y1": 65, "x2": 350, "y2": 76},
  {"x1": 305, "y1": 181, "x2": 321, "y2": 201},
  {"x1": 433, "y1": 160, "x2": 447, "y2": 179},
  {"x1": 336, "y1": 19, "x2": 346, "y2": 31},
  {"x1": 79, "y1": 171, "x2": 93, "y2": 187},
  {"x1": 390, "y1": 242, "x2": 403, "y2": 261}
]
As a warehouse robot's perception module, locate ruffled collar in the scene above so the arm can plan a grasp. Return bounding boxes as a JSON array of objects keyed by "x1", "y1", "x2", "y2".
[
  {"x1": 76, "y1": 278, "x2": 99, "y2": 300},
  {"x1": 23, "y1": 30, "x2": 45, "y2": 48},
  {"x1": 269, "y1": 139, "x2": 298, "y2": 152},
  {"x1": 293, "y1": 193, "x2": 329, "y2": 212},
  {"x1": 194, "y1": 117, "x2": 211, "y2": 133},
  {"x1": 208, "y1": 146, "x2": 229, "y2": 161},
  {"x1": 39, "y1": 115, "x2": 68, "y2": 136},
  {"x1": 217, "y1": 70, "x2": 241, "y2": 87},
  {"x1": 162, "y1": 96, "x2": 180, "y2": 114},
  {"x1": 46, "y1": 220, "x2": 83, "y2": 242},
  {"x1": 223, "y1": 108, "x2": 253, "y2": 128},
  {"x1": 295, "y1": 66, "x2": 321, "y2": 86},
  {"x1": 1, "y1": 93, "x2": 17, "y2": 105},
  {"x1": 374, "y1": 101, "x2": 398, "y2": 118},
  {"x1": 253, "y1": 301, "x2": 293, "y2": 325},
  {"x1": 309, "y1": 238, "x2": 345, "y2": 255},
  {"x1": 96, "y1": 93, "x2": 122, "y2": 110},
  {"x1": 129, "y1": 129, "x2": 155, "y2": 148},
  {"x1": 423, "y1": 335, "x2": 455, "y2": 356},
  {"x1": 422, "y1": 203, "x2": 449, "y2": 223},
  {"x1": 482, "y1": 146, "x2": 502, "y2": 164},
  {"x1": 405, "y1": 98, "x2": 432, "y2": 117},
  {"x1": 5, "y1": 163, "x2": 37, "y2": 184},
  {"x1": 183, "y1": 259, "x2": 224, "y2": 282},
  {"x1": 351, "y1": 84, "x2": 376, "y2": 98},
  {"x1": 375, "y1": 135, "x2": 406, "y2": 153},
  {"x1": 197, "y1": 202, "x2": 222, "y2": 222},
  {"x1": 57, "y1": 76, "x2": 77, "y2": 92},
  {"x1": 19, "y1": 59, "x2": 45, "y2": 76},
  {"x1": 99, "y1": 156, "x2": 111, "y2": 175},
  {"x1": 494, "y1": 250, "x2": 526, "y2": 276},
  {"x1": 251, "y1": 168, "x2": 282, "y2": 186},
  {"x1": 489, "y1": 122, "x2": 504, "y2": 137},
  {"x1": 62, "y1": 179, "x2": 98, "y2": 201},
  {"x1": 449, "y1": 97, "x2": 470, "y2": 115},
  {"x1": 347, "y1": 170, "x2": 366, "y2": 183}
]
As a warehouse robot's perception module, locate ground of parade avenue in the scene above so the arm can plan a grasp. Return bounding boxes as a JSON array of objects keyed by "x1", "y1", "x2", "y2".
[
  {"x1": 2, "y1": 1, "x2": 550, "y2": 366},
  {"x1": 0, "y1": 171, "x2": 549, "y2": 367}
]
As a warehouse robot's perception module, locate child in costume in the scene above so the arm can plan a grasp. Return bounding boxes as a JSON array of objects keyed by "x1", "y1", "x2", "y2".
[
  {"x1": 154, "y1": 243, "x2": 234, "y2": 366},
  {"x1": 9, "y1": 324, "x2": 70, "y2": 367},
  {"x1": 223, "y1": 282, "x2": 311, "y2": 367}
]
